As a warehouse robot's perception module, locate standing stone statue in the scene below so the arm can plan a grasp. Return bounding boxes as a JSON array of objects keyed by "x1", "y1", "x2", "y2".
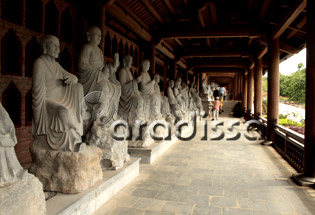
[
  {"x1": 32, "y1": 35, "x2": 85, "y2": 152},
  {"x1": 78, "y1": 26, "x2": 128, "y2": 170},
  {"x1": 167, "y1": 80, "x2": 183, "y2": 122},
  {"x1": 30, "y1": 35, "x2": 103, "y2": 194},
  {"x1": 0, "y1": 103, "x2": 27, "y2": 187},
  {"x1": 118, "y1": 55, "x2": 153, "y2": 147},
  {"x1": 0, "y1": 103, "x2": 46, "y2": 215},
  {"x1": 138, "y1": 59, "x2": 161, "y2": 121},
  {"x1": 180, "y1": 83, "x2": 190, "y2": 115},
  {"x1": 174, "y1": 78, "x2": 186, "y2": 113}
]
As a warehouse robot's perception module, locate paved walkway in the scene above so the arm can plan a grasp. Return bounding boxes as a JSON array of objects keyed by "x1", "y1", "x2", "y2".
[{"x1": 95, "y1": 116, "x2": 315, "y2": 215}]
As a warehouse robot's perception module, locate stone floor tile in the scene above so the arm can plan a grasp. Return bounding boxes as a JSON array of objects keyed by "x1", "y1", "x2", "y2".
[
  {"x1": 237, "y1": 198, "x2": 267, "y2": 211},
  {"x1": 210, "y1": 197, "x2": 238, "y2": 208},
  {"x1": 131, "y1": 188, "x2": 159, "y2": 199},
  {"x1": 192, "y1": 205, "x2": 222, "y2": 215},
  {"x1": 108, "y1": 206, "x2": 145, "y2": 215},
  {"x1": 265, "y1": 201, "x2": 296, "y2": 214},
  {"x1": 178, "y1": 193, "x2": 210, "y2": 205},
  {"x1": 222, "y1": 208, "x2": 253, "y2": 215},
  {"x1": 162, "y1": 201, "x2": 194, "y2": 214},
  {"x1": 132, "y1": 198, "x2": 166, "y2": 211}
]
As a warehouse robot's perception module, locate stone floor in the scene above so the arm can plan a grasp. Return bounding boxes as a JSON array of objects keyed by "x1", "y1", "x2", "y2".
[{"x1": 94, "y1": 115, "x2": 315, "y2": 215}]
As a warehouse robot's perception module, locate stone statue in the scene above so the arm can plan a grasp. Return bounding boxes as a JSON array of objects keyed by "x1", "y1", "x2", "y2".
[
  {"x1": 190, "y1": 83, "x2": 204, "y2": 115},
  {"x1": 167, "y1": 80, "x2": 183, "y2": 122},
  {"x1": 118, "y1": 55, "x2": 144, "y2": 122},
  {"x1": 153, "y1": 74, "x2": 162, "y2": 114},
  {"x1": 78, "y1": 26, "x2": 128, "y2": 170},
  {"x1": 118, "y1": 55, "x2": 153, "y2": 147},
  {"x1": 174, "y1": 78, "x2": 186, "y2": 113},
  {"x1": 78, "y1": 26, "x2": 120, "y2": 132},
  {"x1": 138, "y1": 59, "x2": 161, "y2": 121},
  {"x1": 32, "y1": 35, "x2": 85, "y2": 152},
  {"x1": 180, "y1": 83, "x2": 190, "y2": 113},
  {"x1": 0, "y1": 103, "x2": 27, "y2": 187}
]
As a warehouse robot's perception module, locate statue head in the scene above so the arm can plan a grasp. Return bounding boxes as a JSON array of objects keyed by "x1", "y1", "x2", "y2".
[
  {"x1": 123, "y1": 55, "x2": 133, "y2": 68},
  {"x1": 40, "y1": 35, "x2": 60, "y2": 59},
  {"x1": 154, "y1": 74, "x2": 160, "y2": 83},
  {"x1": 181, "y1": 83, "x2": 187, "y2": 89},
  {"x1": 86, "y1": 26, "x2": 101, "y2": 45},
  {"x1": 140, "y1": 59, "x2": 150, "y2": 72},
  {"x1": 168, "y1": 80, "x2": 174, "y2": 88}
]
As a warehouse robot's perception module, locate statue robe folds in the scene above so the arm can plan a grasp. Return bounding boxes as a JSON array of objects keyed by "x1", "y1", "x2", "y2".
[
  {"x1": 0, "y1": 103, "x2": 27, "y2": 187},
  {"x1": 118, "y1": 68, "x2": 144, "y2": 122},
  {"x1": 78, "y1": 44, "x2": 105, "y2": 95},
  {"x1": 32, "y1": 56, "x2": 84, "y2": 151}
]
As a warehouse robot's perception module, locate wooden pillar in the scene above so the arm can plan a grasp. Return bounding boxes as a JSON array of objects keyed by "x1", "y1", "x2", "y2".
[
  {"x1": 99, "y1": 3, "x2": 106, "y2": 52},
  {"x1": 267, "y1": 38, "x2": 280, "y2": 142},
  {"x1": 292, "y1": 0, "x2": 315, "y2": 185},
  {"x1": 239, "y1": 75, "x2": 242, "y2": 100},
  {"x1": 247, "y1": 69, "x2": 254, "y2": 118},
  {"x1": 150, "y1": 41, "x2": 156, "y2": 75},
  {"x1": 173, "y1": 60, "x2": 177, "y2": 80},
  {"x1": 254, "y1": 58, "x2": 263, "y2": 118},
  {"x1": 242, "y1": 73, "x2": 248, "y2": 115},
  {"x1": 184, "y1": 69, "x2": 189, "y2": 84}
]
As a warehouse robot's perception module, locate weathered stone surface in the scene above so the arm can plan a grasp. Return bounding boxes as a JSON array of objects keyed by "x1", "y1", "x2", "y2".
[
  {"x1": 30, "y1": 139, "x2": 103, "y2": 194},
  {"x1": 0, "y1": 174, "x2": 46, "y2": 215}
]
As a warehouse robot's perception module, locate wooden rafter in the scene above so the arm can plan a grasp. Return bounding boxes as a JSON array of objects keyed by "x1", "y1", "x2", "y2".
[
  {"x1": 104, "y1": 0, "x2": 116, "y2": 8},
  {"x1": 198, "y1": 7, "x2": 210, "y2": 46},
  {"x1": 116, "y1": 0, "x2": 150, "y2": 30},
  {"x1": 183, "y1": 0, "x2": 188, "y2": 7},
  {"x1": 106, "y1": 4, "x2": 152, "y2": 41},
  {"x1": 179, "y1": 49, "x2": 252, "y2": 59},
  {"x1": 258, "y1": 0, "x2": 271, "y2": 20},
  {"x1": 209, "y1": 3, "x2": 217, "y2": 24},
  {"x1": 163, "y1": 0, "x2": 175, "y2": 14},
  {"x1": 162, "y1": 25, "x2": 263, "y2": 39},
  {"x1": 174, "y1": 38, "x2": 183, "y2": 46},
  {"x1": 156, "y1": 43, "x2": 175, "y2": 59},
  {"x1": 260, "y1": 37, "x2": 299, "y2": 54},
  {"x1": 286, "y1": 17, "x2": 306, "y2": 39},
  {"x1": 139, "y1": 0, "x2": 164, "y2": 23},
  {"x1": 247, "y1": 0, "x2": 254, "y2": 11},
  {"x1": 272, "y1": 0, "x2": 306, "y2": 39},
  {"x1": 191, "y1": 62, "x2": 246, "y2": 69},
  {"x1": 257, "y1": 46, "x2": 268, "y2": 59}
]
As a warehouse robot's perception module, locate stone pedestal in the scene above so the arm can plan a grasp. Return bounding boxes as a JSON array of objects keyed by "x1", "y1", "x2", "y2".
[
  {"x1": 0, "y1": 174, "x2": 46, "y2": 215},
  {"x1": 30, "y1": 139, "x2": 103, "y2": 194}
]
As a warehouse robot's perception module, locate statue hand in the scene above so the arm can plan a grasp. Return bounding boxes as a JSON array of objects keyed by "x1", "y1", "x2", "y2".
[{"x1": 64, "y1": 75, "x2": 78, "y2": 84}]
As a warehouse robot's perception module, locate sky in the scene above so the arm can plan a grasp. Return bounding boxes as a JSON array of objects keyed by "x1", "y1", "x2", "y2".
[{"x1": 279, "y1": 48, "x2": 306, "y2": 75}]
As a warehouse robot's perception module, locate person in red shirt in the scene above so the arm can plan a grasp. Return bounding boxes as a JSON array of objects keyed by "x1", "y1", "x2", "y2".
[{"x1": 212, "y1": 97, "x2": 220, "y2": 120}]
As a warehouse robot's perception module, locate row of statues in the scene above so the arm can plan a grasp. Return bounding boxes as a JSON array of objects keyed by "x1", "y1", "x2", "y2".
[{"x1": 1, "y1": 26, "x2": 207, "y2": 196}]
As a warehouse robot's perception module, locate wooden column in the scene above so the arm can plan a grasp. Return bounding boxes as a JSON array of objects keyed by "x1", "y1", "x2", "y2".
[
  {"x1": 247, "y1": 69, "x2": 254, "y2": 118},
  {"x1": 267, "y1": 38, "x2": 280, "y2": 141},
  {"x1": 254, "y1": 58, "x2": 263, "y2": 118},
  {"x1": 99, "y1": 3, "x2": 106, "y2": 52},
  {"x1": 173, "y1": 60, "x2": 178, "y2": 80},
  {"x1": 242, "y1": 74, "x2": 248, "y2": 115},
  {"x1": 292, "y1": 0, "x2": 315, "y2": 185},
  {"x1": 150, "y1": 41, "x2": 156, "y2": 75},
  {"x1": 185, "y1": 69, "x2": 189, "y2": 84}
]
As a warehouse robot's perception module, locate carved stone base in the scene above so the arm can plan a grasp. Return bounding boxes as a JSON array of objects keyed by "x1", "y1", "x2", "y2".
[
  {"x1": 30, "y1": 140, "x2": 103, "y2": 194},
  {"x1": 0, "y1": 174, "x2": 46, "y2": 215},
  {"x1": 291, "y1": 174, "x2": 315, "y2": 187}
]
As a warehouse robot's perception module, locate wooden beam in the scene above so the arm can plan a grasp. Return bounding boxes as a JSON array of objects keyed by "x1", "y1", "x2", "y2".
[
  {"x1": 209, "y1": 3, "x2": 217, "y2": 24},
  {"x1": 162, "y1": 25, "x2": 263, "y2": 39},
  {"x1": 164, "y1": 0, "x2": 176, "y2": 14},
  {"x1": 139, "y1": 0, "x2": 164, "y2": 23},
  {"x1": 272, "y1": 0, "x2": 306, "y2": 39},
  {"x1": 198, "y1": 7, "x2": 211, "y2": 46},
  {"x1": 260, "y1": 37, "x2": 299, "y2": 54},
  {"x1": 248, "y1": 37, "x2": 254, "y2": 46},
  {"x1": 192, "y1": 62, "x2": 246, "y2": 68},
  {"x1": 177, "y1": 60, "x2": 187, "y2": 69},
  {"x1": 247, "y1": 0, "x2": 254, "y2": 11},
  {"x1": 106, "y1": 4, "x2": 152, "y2": 41},
  {"x1": 259, "y1": 0, "x2": 271, "y2": 20},
  {"x1": 286, "y1": 17, "x2": 306, "y2": 39},
  {"x1": 194, "y1": 68, "x2": 243, "y2": 73},
  {"x1": 156, "y1": 43, "x2": 175, "y2": 59},
  {"x1": 257, "y1": 46, "x2": 268, "y2": 59},
  {"x1": 116, "y1": 0, "x2": 150, "y2": 30},
  {"x1": 183, "y1": 0, "x2": 188, "y2": 7},
  {"x1": 180, "y1": 49, "x2": 252, "y2": 59},
  {"x1": 174, "y1": 38, "x2": 183, "y2": 46},
  {"x1": 104, "y1": 0, "x2": 116, "y2": 8}
]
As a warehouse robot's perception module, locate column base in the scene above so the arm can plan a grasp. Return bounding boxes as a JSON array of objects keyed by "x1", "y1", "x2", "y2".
[
  {"x1": 291, "y1": 173, "x2": 315, "y2": 187},
  {"x1": 261, "y1": 140, "x2": 273, "y2": 146}
]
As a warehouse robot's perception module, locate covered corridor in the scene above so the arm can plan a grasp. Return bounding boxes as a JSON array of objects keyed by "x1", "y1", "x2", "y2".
[{"x1": 95, "y1": 116, "x2": 315, "y2": 215}]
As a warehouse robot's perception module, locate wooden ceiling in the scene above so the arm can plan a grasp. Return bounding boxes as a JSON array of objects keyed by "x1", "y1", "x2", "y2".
[{"x1": 102, "y1": 0, "x2": 306, "y2": 77}]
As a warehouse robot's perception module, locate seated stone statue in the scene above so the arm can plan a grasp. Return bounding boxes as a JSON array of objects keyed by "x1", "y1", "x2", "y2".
[
  {"x1": 78, "y1": 26, "x2": 120, "y2": 131},
  {"x1": 0, "y1": 103, "x2": 27, "y2": 187},
  {"x1": 118, "y1": 55, "x2": 145, "y2": 122},
  {"x1": 138, "y1": 60, "x2": 161, "y2": 121},
  {"x1": 32, "y1": 35, "x2": 85, "y2": 152}
]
